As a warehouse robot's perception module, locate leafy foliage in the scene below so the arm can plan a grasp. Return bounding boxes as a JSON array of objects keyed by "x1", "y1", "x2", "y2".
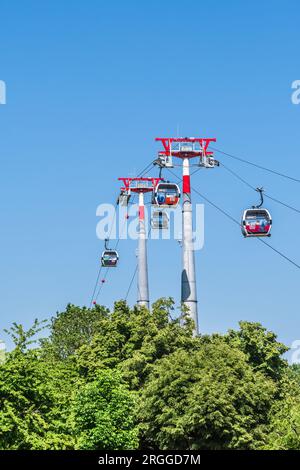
[
  {"x1": 138, "y1": 339, "x2": 276, "y2": 449},
  {"x1": 226, "y1": 321, "x2": 288, "y2": 381},
  {"x1": 41, "y1": 304, "x2": 109, "y2": 360},
  {"x1": 72, "y1": 370, "x2": 138, "y2": 450},
  {"x1": 0, "y1": 298, "x2": 299, "y2": 450},
  {"x1": 0, "y1": 323, "x2": 76, "y2": 449},
  {"x1": 262, "y1": 367, "x2": 300, "y2": 449},
  {"x1": 0, "y1": 341, "x2": 5, "y2": 364}
]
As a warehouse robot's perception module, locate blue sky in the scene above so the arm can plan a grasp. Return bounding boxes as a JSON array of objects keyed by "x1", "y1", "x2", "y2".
[{"x1": 0, "y1": 0, "x2": 300, "y2": 356}]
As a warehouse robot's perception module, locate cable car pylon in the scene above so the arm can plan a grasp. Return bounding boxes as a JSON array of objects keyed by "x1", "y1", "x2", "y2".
[
  {"x1": 118, "y1": 177, "x2": 162, "y2": 309},
  {"x1": 155, "y1": 137, "x2": 217, "y2": 335}
]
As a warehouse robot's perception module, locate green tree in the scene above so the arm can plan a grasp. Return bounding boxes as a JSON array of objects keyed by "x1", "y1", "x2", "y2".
[
  {"x1": 42, "y1": 304, "x2": 109, "y2": 360},
  {"x1": 0, "y1": 340, "x2": 5, "y2": 364},
  {"x1": 0, "y1": 299, "x2": 297, "y2": 450},
  {"x1": 76, "y1": 299, "x2": 196, "y2": 387},
  {"x1": 0, "y1": 322, "x2": 77, "y2": 449},
  {"x1": 72, "y1": 369, "x2": 138, "y2": 450},
  {"x1": 139, "y1": 337, "x2": 276, "y2": 450},
  {"x1": 226, "y1": 321, "x2": 288, "y2": 381},
  {"x1": 262, "y1": 366, "x2": 300, "y2": 449}
]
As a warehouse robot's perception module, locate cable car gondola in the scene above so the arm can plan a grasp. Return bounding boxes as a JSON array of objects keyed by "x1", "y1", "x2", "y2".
[
  {"x1": 117, "y1": 189, "x2": 131, "y2": 207},
  {"x1": 101, "y1": 239, "x2": 119, "y2": 267},
  {"x1": 153, "y1": 182, "x2": 180, "y2": 208},
  {"x1": 151, "y1": 210, "x2": 169, "y2": 230},
  {"x1": 241, "y1": 188, "x2": 272, "y2": 238}
]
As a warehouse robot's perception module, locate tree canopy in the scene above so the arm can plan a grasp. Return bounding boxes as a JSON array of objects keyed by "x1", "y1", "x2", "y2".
[{"x1": 0, "y1": 298, "x2": 298, "y2": 450}]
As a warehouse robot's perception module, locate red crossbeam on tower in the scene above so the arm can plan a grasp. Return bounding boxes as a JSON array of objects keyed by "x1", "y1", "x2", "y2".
[
  {"x1": 118, "y1": 177, "x2": 163, "y2": 193},
  {"x1": 155, "y1": 137, "x2": 216, "y2": 157}
]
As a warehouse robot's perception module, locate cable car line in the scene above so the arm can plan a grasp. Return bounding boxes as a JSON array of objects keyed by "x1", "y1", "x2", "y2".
[
  {"x1": 90, "y1": 161, "x2": 152, "y2": 307},
  {"x1": 91, "y1": 142, "x2": 300, "y2": 308},
  {"x1": 92, "y1": 193, "x2": 140, "y2": 304},
  {"x1": 256, "y1": 238, "x2": 300, "y2": 270},
  {"x1": 89, "y1": 266, "x2": 103, "y2": 308},
  {"x1": 193, "y1": 185, "x2": 300, "y2": 269},
  {"x1": 94, "y1": 206, "x2": 132, "y2": 304},
  {"x1": 94, "y1": 268, "x2": 109, "y2": 304},
  {"x1": 135, "y1": 163, "x2": 298, "y2": 268},
  {"x1": 194, "y1": 188, "x2": 300, "y2": 270},
  {"x1": 221, "y1": 162, "x2": 300, "y2": 214},
  {"x1": 211, "y1": 146, "x2": 300, "y2": 183},
  {"x1": 265, "y1": 193, "x2": 300, "y2": 214},
  {"x1": 125, "y1": 265, "x2": 138, "y2": 301},
  {"x1": 192, "y1": 158, "x2": 300, "y2": 214},
  {"x1": 137, "y1": 162, "x2": 154, "y2": 177},
  {"x1": 220, "y1": 162, "x2": 256, "y2": 191},
  {"x1": 89, "y1": 200, "x2": 118, "y2": 307},
  {"x1": 165, "y1": 167, "x2": 300, "y2": 271},
  {"x1": 89, "y1": 206, "x2": 117, "y2": 307}
]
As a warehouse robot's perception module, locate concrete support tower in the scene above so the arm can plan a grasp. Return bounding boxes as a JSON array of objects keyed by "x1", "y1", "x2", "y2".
[
  {"x1": 137, "y1": 191, "x2": 149, "y2": 309},
  {"x1": 155, "y1": 137, "x2": 217, "y2": 335},
  {"x1": 181, "y1": 157, "x2": 198, "y2": 334},
  {"x1": 118, "y1": 177, "x2": 162, "y2": 311}
]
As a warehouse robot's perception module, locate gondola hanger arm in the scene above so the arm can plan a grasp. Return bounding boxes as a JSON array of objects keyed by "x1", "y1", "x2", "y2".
[{"x1": 252, "y1": 187, "x2": 264, "y2": 209}]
